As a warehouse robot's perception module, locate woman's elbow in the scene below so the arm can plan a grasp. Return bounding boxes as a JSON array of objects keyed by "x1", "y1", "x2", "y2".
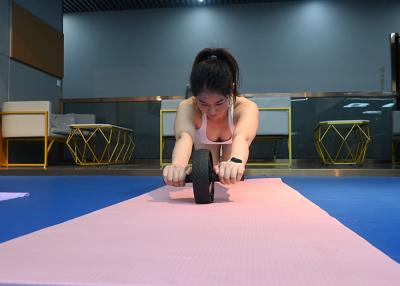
[
  {"x1": 234, "y1": 133, "x2": 254, "y2": 146},
  {"x1": 176, "y1": 131, "x2": 193, "y2": 142}
]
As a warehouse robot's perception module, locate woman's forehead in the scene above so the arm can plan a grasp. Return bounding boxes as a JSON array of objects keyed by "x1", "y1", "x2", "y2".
[{"x1": 196, "y1": 92, "x2": 228, "y2": 102}]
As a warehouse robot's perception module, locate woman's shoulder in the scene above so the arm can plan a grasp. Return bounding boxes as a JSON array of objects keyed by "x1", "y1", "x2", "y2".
[
  {"x1": 233, "y1": 95, "x2": 258, "y2": 125},
  {"x1": 178, "y1": 97, "x2": 201, "y2": 117},
  {"x1": 179, "y1": 97, "x2": 196, "y2": 108},
  {"x1": 235, "y1": 95, "x2": 258, "y2": 110},
  {"x1": 178, "y1": 97, "x2": 201, "y2": 127}
]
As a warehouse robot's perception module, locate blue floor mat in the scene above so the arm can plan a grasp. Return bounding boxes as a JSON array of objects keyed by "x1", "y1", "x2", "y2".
[
  {"x1": 282, "y1": 176, "x2": 400, "y2": 263},
  {"x1": 0, "y1": 176, "x2": 164, "y2": 243}
]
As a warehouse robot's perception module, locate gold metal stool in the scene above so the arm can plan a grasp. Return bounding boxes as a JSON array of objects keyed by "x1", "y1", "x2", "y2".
[
  {"x1": 314, "y1": 120, "x2": 371, "y2": 165},
  {"x1": 66, "y1": 124, "x2": 135, "y2": 166}
]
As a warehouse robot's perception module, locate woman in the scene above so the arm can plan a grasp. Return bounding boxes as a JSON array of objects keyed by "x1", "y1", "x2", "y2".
[{"x1": 163, "y1": 48, "x2": 259, "y2": 187}]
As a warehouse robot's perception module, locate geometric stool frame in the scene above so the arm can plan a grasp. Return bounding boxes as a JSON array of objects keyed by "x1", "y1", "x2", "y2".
[
  {"x1": 66, "y1": 124, "x2": 134, "y2": 166},
  {"x1": 314, "y1": 120, "x2": 371, "y2": 165}
]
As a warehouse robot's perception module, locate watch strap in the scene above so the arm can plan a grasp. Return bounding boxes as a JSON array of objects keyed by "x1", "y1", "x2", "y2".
[{"x1": 230, "y1": 157, "x2": 243, "y2": 163}]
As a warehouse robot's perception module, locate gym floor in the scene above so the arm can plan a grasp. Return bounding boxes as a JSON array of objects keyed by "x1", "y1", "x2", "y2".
[{"x1": 0, "y1": 166, "x2": 399, "y2": 285}]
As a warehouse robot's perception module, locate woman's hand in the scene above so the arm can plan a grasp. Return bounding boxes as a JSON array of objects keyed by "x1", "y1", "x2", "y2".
[
  {"x1": 214, "y1": 160, "x2": 245, "y2": 185},
  {"x1": 163, "y1": 165, "x2": 191, "y2": 187}
]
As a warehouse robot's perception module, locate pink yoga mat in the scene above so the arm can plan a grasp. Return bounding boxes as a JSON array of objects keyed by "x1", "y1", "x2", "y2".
[{"x1": 0, "y1": 178, "x2": 399, "y2": 286}]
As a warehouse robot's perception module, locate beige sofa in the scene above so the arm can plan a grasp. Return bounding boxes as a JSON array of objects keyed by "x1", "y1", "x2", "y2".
[{"x1": 0, "y1": 101, "x2": 95, "y2": 168}]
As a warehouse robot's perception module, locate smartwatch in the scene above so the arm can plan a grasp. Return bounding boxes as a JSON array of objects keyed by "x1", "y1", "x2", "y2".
[{"x1": 230, "y1": 157, "x2": 242, "y2": 163}]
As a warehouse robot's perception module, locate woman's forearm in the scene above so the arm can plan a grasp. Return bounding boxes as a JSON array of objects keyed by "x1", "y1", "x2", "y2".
[
  {"x1": 230, "y1": 134, "x2": 251, "y2": 164},
  {"x1": 171, "y1": 132, "x2": 193, "y2": 167}
]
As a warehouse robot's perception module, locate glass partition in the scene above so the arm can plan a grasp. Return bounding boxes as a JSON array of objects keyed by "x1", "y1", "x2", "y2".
[
  {"x1": 62, "y1": 93, "x2": 396, "y2": 162},
  {"x1": 292, "y1": 96, "x2": 394, "y2": 160}
]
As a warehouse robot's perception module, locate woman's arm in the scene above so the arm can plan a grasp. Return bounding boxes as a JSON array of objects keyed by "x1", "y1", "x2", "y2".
[
  {"x1": 163, "y1": 99, "x2": 196, "y2": 186},
  {"x1": 171, "y1": 100, "x2": 196, "y2": 166},
  {"x1": 230, "y1": 98, "x2": 259, "y2": 164},
  {"x1": 217, "y1": 98, "x2": 259, "y2": 185}
]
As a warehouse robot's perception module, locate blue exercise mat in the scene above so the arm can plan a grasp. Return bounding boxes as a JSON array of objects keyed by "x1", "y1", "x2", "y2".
[{"x1": 282, "y1": 176, "x2": 400, "y2": 263}]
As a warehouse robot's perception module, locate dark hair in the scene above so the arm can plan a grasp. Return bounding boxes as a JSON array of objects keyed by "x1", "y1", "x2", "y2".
[{"x1": 190, "y1": 48, "x2": 239, "y2": 102}]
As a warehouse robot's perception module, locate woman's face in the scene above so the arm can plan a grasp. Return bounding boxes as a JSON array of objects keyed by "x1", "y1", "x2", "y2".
[{"x1": 196, "y1": 91, "x2": 230, "y2": 120}]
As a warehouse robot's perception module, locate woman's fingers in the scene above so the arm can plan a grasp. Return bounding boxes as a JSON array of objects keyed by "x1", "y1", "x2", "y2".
[
  {"x1": 164, "y1": 160, "x2": 244, "y2": 187},
  {"x1": 163, "y1": 165, "x2": 187, "y2": 187},
  {"x1": 218, "y1": 161, "x2": 244, "y2": 185}
]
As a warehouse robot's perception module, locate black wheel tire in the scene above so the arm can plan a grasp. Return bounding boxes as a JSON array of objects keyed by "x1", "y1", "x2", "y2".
[{"x1": 192, "y1": 149, "x2": 214, "y2": 204}]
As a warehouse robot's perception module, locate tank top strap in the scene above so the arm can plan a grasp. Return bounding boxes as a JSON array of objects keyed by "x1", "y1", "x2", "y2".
[
  {"x1": 228, "y1": 104, "x2": 235, "y2": 133},
  {"x1": 201, "y1": 112, "x2": 208, "y2": 131}
]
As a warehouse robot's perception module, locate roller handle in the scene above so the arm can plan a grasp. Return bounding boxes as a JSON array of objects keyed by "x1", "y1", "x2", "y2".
[{"x1": 185, "y1": 172, "x2": 244, "y2": 183}]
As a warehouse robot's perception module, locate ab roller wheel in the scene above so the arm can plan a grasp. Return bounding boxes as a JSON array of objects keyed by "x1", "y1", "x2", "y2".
[
  {"x1": 169, "y1": 149, "x2": 244, "y2": 204},
  {"x1": 185, "y1": 149, "x2": 217, "y2": 204}
]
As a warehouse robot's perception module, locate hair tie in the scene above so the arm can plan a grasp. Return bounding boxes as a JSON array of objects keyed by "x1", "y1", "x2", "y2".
[{"x1": 209, "y1": 55, "x2": 218, "y2": 61}]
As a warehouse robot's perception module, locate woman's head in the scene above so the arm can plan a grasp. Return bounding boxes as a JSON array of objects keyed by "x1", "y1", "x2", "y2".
[{"x1": 190, "y1": 48, "x2": 239, "y2": 103}]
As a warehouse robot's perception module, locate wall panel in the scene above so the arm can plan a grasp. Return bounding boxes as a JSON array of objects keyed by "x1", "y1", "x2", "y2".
[{"x1": 11, "y1": 1, "x2": 63, "y2": 78}]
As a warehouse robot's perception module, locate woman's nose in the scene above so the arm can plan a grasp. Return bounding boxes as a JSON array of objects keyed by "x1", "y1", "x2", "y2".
[{"x1": 208, "y1": 106, "x2": 217, "y2": 115}]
